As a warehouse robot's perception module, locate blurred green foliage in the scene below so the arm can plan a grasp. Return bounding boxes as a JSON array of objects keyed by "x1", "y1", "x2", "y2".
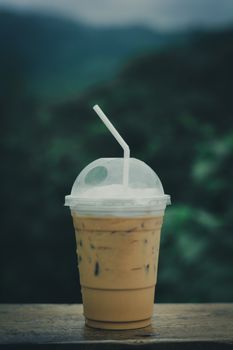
[{"x1": 0, "y1": 22, "x2": 233, "y2": 302}]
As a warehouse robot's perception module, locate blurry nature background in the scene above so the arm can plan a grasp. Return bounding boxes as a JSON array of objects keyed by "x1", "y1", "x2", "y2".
[{"x1": 1, "y1": 0, "x2": 233, "y2": 303}]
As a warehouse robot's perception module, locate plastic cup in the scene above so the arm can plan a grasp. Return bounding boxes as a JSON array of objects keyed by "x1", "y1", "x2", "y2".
[{"x1": 65, "y1": 158, "x2": 170, "y2": 330}]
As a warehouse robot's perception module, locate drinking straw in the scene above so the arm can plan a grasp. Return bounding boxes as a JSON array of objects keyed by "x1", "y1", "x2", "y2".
[{"x1": 93, "y1": 104, "x2": 130, "y2": 187}]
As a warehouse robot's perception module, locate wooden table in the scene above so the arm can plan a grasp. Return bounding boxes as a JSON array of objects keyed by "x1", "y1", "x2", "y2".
[{"x1": 0, "y1": 304, "x2": 233, "y2": 349}]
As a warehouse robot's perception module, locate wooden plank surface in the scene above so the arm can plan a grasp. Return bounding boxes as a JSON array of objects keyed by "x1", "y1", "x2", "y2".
[{"x1": 0, "y1": 304, "x2": 233, "y2": 349}]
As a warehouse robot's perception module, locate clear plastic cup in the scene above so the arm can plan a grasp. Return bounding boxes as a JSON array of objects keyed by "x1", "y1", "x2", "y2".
[{"x1": 65, "y1": 158, "x2": 170, "y2": 330}]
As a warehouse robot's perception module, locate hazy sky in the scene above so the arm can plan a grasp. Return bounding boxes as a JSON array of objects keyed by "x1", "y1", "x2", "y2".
[{"x1": 0, "y1": 0, "x2": 233, "y2": 29}]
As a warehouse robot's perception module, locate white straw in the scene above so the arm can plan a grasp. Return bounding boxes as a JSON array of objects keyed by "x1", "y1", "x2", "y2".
[{"x1": 93, "y1": 104, "x2": 130, "y2": 187}]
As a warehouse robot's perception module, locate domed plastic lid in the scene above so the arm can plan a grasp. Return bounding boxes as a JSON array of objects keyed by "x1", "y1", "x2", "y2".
[{"x1": 65, "y1": 158, "x2": 170, "y2": 215}]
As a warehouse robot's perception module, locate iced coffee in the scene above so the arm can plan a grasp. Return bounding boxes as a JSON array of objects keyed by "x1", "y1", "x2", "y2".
[{"x1": 65, "y1": 157, "x2": 170, "y2": 329}]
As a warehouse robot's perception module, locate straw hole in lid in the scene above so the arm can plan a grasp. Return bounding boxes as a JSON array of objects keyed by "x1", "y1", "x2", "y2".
[{"x1": 85, "y1": 166, "x2": 108, "y2": 186}]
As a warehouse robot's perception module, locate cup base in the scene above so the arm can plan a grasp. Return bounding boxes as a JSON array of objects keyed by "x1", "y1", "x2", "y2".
[{"x1": 85, "y1": 317, "x2": 151, "y2": 330}]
